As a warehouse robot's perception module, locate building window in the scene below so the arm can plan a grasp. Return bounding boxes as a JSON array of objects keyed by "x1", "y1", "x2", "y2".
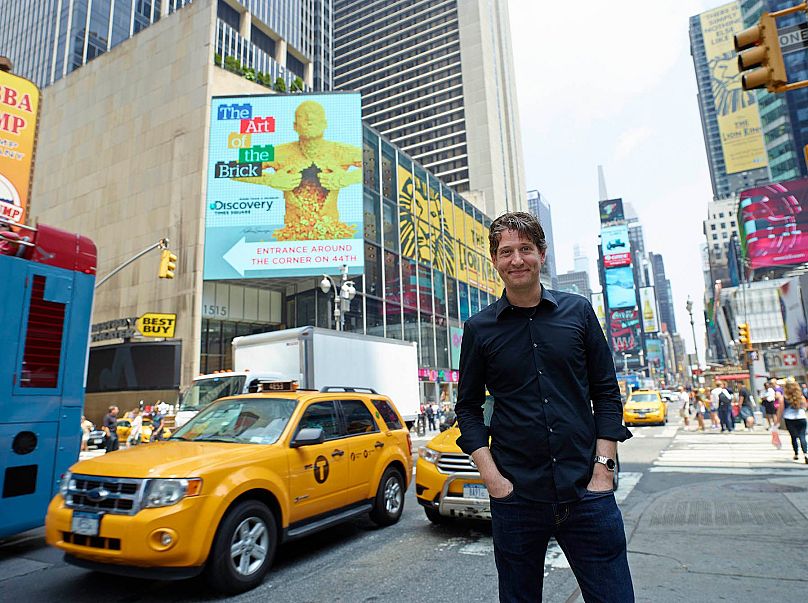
[
  {"x1": 217, "y1": 0, "x2": 240, "y2": 31},
  {"x1": 251, "y1": 25, "x2": 276, "y2": 57}
]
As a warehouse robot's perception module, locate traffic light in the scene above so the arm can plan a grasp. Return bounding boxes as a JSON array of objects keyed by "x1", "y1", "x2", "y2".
[
  {"x1": 734, "y1": 13, "x2": 787, "y2": 92},
  {"x1": 158, "y1": 249, "x2": 177, "y2": 279},
  {"x1": 737, "y1": 323, "x2": 752, "y2": 351}
]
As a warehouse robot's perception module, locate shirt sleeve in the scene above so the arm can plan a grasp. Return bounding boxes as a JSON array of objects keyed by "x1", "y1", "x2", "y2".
[
  {"x1": 583, "y1": 302, "x2": 632, "y2": 442},
  {"x1": 455, "y1": 322, "x2": 490, "y2": 455}
]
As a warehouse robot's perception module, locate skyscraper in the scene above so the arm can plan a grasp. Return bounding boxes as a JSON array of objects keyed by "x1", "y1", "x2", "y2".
[
  {"x1": 649, "y1": 253, "x2": 678, "y2": 334},
  {"x1": 0, "y1": 0, "x2": 328, "y2": 91},
  {"x1": 557, "y1": 271, "x2": 592, "y2": 299},
  {"x1": 332, "y1": 0, "x2": 526, "y2": 217},
  {"x1": 739, "y1": 0, "x2": 808, "y2": 183},
  {"x1": 527, "y1": 189, "x2": 557, "y2": 289},
  {"x1": 689, "y1": 2, "x2": 770, "y2": 199},
  {"x1": 573, "y1": 243, "x2": 589, "y2": 276}
]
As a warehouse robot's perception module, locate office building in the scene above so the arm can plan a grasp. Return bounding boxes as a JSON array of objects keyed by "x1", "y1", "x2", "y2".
[
  {"x1": 332, "y1": 0, "x2": 527, "y2": 218},
  {"x1": 527, "y1": 189, "x2": 557, "y2": 289},
  {"x1": 648, "y1": 253, "x2": 677, "y2": 334},
  {"x1": 0, "y1": 0, "x2": 324, "y2": 91},
  {"x1": 703, "y1": 197, "x2": 739, "y2": 286},
  {"x1": 557, "y1": 271, "x2": 592, "y2": 299},
  {"x1": 573, "y1": 243, "x2": 589, "y2": 276},
  {"x1": 689, "y1": 2, "x2": 770, "y2": 199},
  {"x1": 740, "y1": 0, "x2": 808, "y2": 183}
]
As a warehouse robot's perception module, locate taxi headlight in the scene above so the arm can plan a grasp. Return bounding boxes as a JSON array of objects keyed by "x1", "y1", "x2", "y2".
[
  {"x1": 142, "y1": 478, "x2": 202, "y2": 508},
  {"x1": 418, "y1": 447, "x2": 440, "y2": 464},
  {"x1": 59, "y1": 472, "x2": 73, "y2": 498}
]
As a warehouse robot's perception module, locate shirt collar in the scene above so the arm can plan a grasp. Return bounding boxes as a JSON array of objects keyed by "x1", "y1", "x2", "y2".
[{"x1": 495, "y1": 286, "x2": 558, "y2": 319}]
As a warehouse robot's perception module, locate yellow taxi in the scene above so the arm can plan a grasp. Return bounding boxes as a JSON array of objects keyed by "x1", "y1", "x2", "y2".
[
  {"x1": 623, "y1": 389, "x2": 667, "y2": 426},
  {"x1": 46, "y1": 382, "x2": 412, "y2": 594}
]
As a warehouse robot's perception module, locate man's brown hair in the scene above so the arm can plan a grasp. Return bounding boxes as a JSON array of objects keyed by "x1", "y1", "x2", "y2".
[{"x1": 489, "y1": 212, "x2": 548, "y2": 258}]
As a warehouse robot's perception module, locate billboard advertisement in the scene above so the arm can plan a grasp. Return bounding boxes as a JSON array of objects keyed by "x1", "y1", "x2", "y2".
[
  {"x1": 699, "y1": 3, "x2": 768, "y2": 175},
  {"x1": 605, "y1": 266, "x2": 636, "y2": 309},
  {"x1": 601, "y1": 225, "x2": 631, "y2": 268},
  {"x1": 646, "y1": 338, "x2": 663, "y2": 369},
  {"x1": 204, "y1": 93, "x2": 363, "y2": 279},
  {"x1": 739, "y1": 178, "x2": 808, "y2": 270},
  {"x1": 591, "y1": 292, "x2": 607, "y2": 334},
  {"x1": 598, "y1": 198, "x2": 624, "y2": 224},
  {"x1": 609, "y1": 308, "x2": 642, "y2": 354},
  {"x1": 640, "y1": 286, "x2": 659, "y2": 333},
  {"x1": 779, "y1": 278, "x2": 807, "y2": 345},
  {"x1": 0, "y1": 70, "x2": 39, "y2": 225}
]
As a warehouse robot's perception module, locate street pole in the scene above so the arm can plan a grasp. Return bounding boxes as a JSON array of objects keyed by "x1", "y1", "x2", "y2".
[
  {"x1": 95, "y1": 238, "x2": 169, "y2": 290},
  {"x1": 319, "y1": 264, "x2": 356, "y2": 332},
  {"x1": 687, "y1": 296, "x2": 699, "y2": 387}
]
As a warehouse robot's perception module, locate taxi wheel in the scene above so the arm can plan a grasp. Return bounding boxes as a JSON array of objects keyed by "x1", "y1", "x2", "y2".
[
  {"x1": 206, "y1": 500, "x2": 277, "y2": 594},
  {"x1": 369, "y1": 466, "x2": 405, "y2": 526}
]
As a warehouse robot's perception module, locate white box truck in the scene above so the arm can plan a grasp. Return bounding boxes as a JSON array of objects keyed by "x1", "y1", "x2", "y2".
[
  {"x1": 232, "y1": 326, "x2": 420, "y2": 426},
  {"x1": 175, "y1": 327, "x2": 420, "y2": 427}
]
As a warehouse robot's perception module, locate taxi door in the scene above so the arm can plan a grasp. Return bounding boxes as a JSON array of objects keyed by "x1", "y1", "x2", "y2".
[
  {"x1": 338, "y1": 399, "x2": 384, "y2": 502},
  {"x1": 288, "y1": 401, "x2": 349, "y2": 523}
]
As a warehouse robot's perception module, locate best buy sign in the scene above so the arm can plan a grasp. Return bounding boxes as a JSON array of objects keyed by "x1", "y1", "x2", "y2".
[{"x1": 135, "y1": 313, "x2": 177, "y2": 338}]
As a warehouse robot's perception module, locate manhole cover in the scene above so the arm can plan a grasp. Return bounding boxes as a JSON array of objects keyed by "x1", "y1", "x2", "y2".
[{"x1": 725, "y1": 483, "x2": 806, "y2": 493}]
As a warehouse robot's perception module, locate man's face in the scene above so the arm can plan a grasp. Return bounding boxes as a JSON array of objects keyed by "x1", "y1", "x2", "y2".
[
  {"x1": 112, "y1": 407, "x2": 119, "y2": 416},
  {"x1": 491, "y1": 229, "x2": 545, "y2": 294},
  {"x1": 294, "y1": 102, "x2": 327, "y2": 139}
]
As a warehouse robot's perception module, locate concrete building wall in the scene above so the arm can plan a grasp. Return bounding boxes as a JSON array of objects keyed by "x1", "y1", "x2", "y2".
[{"x1": 29, "y1": 0, "x2": 219, "y2": 385}]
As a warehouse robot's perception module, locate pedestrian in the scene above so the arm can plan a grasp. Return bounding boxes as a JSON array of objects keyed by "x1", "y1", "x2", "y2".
[
  {"x1": 694, "y1": 389, "x2": 707, "y2": 431},
  {"x1": 677, "y1": 386, "x2": 690, "y2": 428},
  {"x1": 738, "y1": 384, "x2": 755, "y2": 431},
  {"x1": 103, "y1": 405, "x2": 120, "y2": 452},
  {"x1": 425, "y1": 403, "x2": 436, "y2": 431},
  {"x1": 129, "y1": 409, "x2": 143, "y2": 447},
  {"x1": 80, "y1": 415, "x2": 93, "y2": 451},
  {"x1": 710, "y1": 380, "x2": 732, "y2": 432},
  {"x1": 780, "y1": 378, "x2": 808, "y2": 463},
  {"x1": 152, "y1": 409, "x2": 165, "y2": 441},
  {"x1": 762, "y1": 381, "x2": 778, "y2": 430},
  {"x1": 455, "y1": 212, "x2": 634, "y2": 603}
]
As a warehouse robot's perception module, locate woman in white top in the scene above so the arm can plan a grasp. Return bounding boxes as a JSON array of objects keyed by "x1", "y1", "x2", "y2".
[
  {"x1": 781, "y1": 379, "x2": 807, "y2": 463},
  {"x1": 129, "y1": 409, "x2": 143, "y2": 447}
]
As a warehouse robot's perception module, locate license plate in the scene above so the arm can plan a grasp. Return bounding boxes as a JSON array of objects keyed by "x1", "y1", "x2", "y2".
[
  {"x1": 637, "y1": 413, "x2": 646, "y2": 418},
  {"x1": 463, "y1": 484, "x2": 489, "y2": 499},
  {"x1": 71, "y1": 511, "x2": 101, "y2": 536}
]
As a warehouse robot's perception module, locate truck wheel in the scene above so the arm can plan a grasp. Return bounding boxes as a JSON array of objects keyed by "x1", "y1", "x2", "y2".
[
  {"x1": 369, "y1": 467, "x2": 405, "y2": 526},
  {"x1": 205, "y1": 500, "x2": 277, "y2": 594},
  {"x1": 424, "y1": 506, "x2": 449, "y2": 524}
]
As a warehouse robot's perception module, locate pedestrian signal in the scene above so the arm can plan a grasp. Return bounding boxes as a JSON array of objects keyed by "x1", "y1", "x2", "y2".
[
  {"x1": 734, "y1": 13, "x2": 787, "y2": 92},
  {"x1": 159, "y1": 249, "x2": 178, "y2": 279}
]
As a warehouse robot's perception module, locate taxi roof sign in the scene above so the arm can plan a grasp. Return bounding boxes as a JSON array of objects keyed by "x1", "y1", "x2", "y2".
[{"x1": 257, "y1": 380, "x2": 298, "y2": 392}]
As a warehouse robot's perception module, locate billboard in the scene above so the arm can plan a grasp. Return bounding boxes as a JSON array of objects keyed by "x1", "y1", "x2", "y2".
[
  {"x1": 605, "y1": 266, "x2": 636, "y2": 309},
  {"x1": 599, "y1": 198, "x2": 624, "y2": 224},
  {"x1": 0, "y1": 70, "x2": 39, "y2": 225},
  {"x1": 609, "y1": 308, "x2": 642, "y2": 354},
  {"x1": 601, "y1": 225, "x2": 631, "y2": 268},
  {"x1": 779, "y1": 278, "x2": 807, "y2": 345},
  {"x1": 640, "y1": 287, "x2": 659, "y2": 333},
  {"x1": 699, "y1": 3, "x2": 768, "y2": 175},
  {"x1": 591, "y1": 292, "x2": 607, "y2": 334},
  {"x1": 646, "y1": 338, "x2": 663, "y2": 369},
  {"x1": 204, "y1": 93, "x2": 363, "y2": 279},
  {"x1": 739, "y1": 178, "x2": 808, "y2": 269}
]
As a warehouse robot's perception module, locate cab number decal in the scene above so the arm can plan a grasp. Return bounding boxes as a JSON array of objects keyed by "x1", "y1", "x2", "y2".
[{"x1": 313, "y1": 455, "x2": 330, "y2": 484}]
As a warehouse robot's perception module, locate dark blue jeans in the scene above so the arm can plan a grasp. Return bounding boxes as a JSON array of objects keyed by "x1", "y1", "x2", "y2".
[
  {"x1": 718, "y1": 404, "x2": 734, "y2": 432},
  {"x1": 490, "y1": 490, "x2": 634, "y2": 603}
]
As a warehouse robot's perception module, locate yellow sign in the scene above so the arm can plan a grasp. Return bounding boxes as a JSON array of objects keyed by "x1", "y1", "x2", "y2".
[
  {"x1": 0, "y1": 70, "x2": 40, "y2": 224},
  {"x1": 136, "y1": 313, "x2": 177, "y2": 338},
  {"x1": 700, "y1": 3, "x2": 768, "y2": 174}
]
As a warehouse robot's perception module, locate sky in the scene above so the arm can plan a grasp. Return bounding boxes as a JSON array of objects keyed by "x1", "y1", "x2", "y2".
[{"x1": 508, "y1": 0, "x2": 722, "y2": 361}]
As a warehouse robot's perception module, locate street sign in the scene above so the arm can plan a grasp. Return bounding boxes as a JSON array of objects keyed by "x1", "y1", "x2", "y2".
[
  {"x1": 135, "y1": 313, "x2": 176, "y2": 338},
  {"x1": 779, "y1": 22, "x2": 808, "y2": 55}
]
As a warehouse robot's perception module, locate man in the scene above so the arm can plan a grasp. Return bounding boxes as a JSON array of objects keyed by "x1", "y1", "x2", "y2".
[
  {"x1": 762, "y1": 381, "x2": 778, "y2": 430},
  {"x1": 738, "y1": 384, "x2": 755, "y2": 430},
  {"x1": 711, "y1": 380, "x2": 733, "y2": 433},
  {"x1": 678, "y1": 386, "x2": 690, "y2": 428},
  {"x1": 455, "y1": 212, "x2": 634, "y2": 602},
  {"x1": 103, "y1": 405, "x2": 120, "y2": 453}
]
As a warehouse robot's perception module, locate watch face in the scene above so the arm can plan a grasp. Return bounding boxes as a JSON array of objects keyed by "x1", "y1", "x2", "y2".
[{"x1": 606, "y1": 458, "x2": 616, "y2": 471}]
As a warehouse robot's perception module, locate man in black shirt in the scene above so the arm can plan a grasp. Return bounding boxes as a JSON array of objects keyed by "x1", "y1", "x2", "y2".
[
  {"x1": 456, "y1": 212, "x2": 633, "y2": 602},
  {"x1": 103, "y1": 405, "x2": 120, "y2": 453}
]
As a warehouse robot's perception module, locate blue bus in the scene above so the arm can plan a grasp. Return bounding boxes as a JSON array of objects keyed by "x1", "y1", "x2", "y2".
[{"x1": 0, "y1": 221, "x2": 96, "y2": 538}]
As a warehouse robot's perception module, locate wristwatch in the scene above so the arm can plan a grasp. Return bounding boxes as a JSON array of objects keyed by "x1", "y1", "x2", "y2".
[{"x1": 594, "y1": 455, "x2": 616, "y2": 472}]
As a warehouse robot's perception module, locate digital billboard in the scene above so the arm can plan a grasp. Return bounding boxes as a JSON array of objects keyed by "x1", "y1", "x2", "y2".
[
  {"x1": 0, "y1": 70, "x2": 39, "y2": 225},
  {"x1": 591, "y1": 292, "x2": 607, "y2": 334},
  {"x1": 601, "y1": 225, "x2": 631, "y2": 268},
  {"x1": 646, "y1": 338, "x2": 663, "y2": 369},
  {"x1": 609, "y1": 308, "x2": 642, "y2": 354},
  {"x1": 779, "y1": 278, "x2": 807, "y2": 345},
  {"x1": 204, "y1": 93, "x2": 363, "y2": 279},
  {"x1": 640, "y1": 287, "x2": 659, "y2": 333},
  {"x1": 740, "y1": 178, "x2": 808, "y2": 270},
  {"x1": 598, "y1": 198, "x2": 624, "y2": 224},
  {"x1": 699, "y1": 3, "x2": 768, "y2": 175},
  {"x1": 605, "y1": 266, "x2": 636, "y2": 309}
]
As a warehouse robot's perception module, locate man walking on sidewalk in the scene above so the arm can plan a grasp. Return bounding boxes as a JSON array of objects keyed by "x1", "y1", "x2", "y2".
[
  {"x1": 456, "y1": 212, "x2": 634, "y2": 603},
  {"x1": 712, "y1": 380, "x2": 733, "y2": 432}
]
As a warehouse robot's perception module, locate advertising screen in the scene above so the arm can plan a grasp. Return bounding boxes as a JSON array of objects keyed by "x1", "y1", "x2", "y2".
[
  {"x1": 598, "y1": 198, "x2": 624, "y2": 224},
  {"x1": 646, "y1": 338, "x2": 663, "y2": 369},
  {"x1": 640, "y1": 287, "x2": 659, "y2": 333},
  {"x1": 591, "y1": 292, "x2": 607, "y2": 334},
  {"x1": 779, "y1": 278, "x2": 807, "y2": 345},
  {"x1": 699, "y1": 3, "x2": 768, "y2": 175},
  {"x1": 601, "y1": 225, "x2": 631, "y2": 268},
  {"x1": 204, "y1": 93, "x2": 363, "y2": 280},
  {"x1": 0, "y1": 70, "x2": 39, "y2": 225},
  {"x1": 609, "y1": 308, "x2": 642, "y2": 354},
  {"x1": 740, "y1": 178, "x2": 808, "y2": 269},
  {"x1": 605, "y1": 266, "x2": 636, "y2": 309}
]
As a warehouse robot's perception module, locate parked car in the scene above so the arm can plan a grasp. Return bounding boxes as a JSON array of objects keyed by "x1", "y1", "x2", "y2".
[{"x1": 86, "y1": 429, "x2": 106, "y2": 449}]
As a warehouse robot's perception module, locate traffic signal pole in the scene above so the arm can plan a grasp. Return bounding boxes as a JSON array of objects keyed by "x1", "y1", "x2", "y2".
[{"x1": 95, "y1": 238, "x2": 170, "y2": 289}]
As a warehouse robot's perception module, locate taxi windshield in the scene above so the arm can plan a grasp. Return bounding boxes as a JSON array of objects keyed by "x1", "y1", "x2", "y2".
[
  {"x1": 171, "y1": 397, "x2": 298, "y2": 444},
  {"x1": 628, "y1": 393, "x2": 660, "y2": 403}
]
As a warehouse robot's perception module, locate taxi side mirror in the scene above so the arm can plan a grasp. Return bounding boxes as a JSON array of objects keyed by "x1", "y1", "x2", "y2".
[{"x1": 291, "y1": 427, "x2": 325, "y2": 448}]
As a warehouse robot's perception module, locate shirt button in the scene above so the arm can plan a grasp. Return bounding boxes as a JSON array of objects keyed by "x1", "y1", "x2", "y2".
[
  {"x1": 538, "y1": 370, "x2": 543, "y2": 375},
  {"x1": 552, "y1": 457, "x2": 557, "y2": 462},
  {"x1": 544, "y1": 398, "x2": 548, "y2": 403},
  {"x1": 529, "y1": 318, "x2": 533, "y2": 321},
  {"x1": 548, "y1": 427, "x2": 553, "y2": 432}
]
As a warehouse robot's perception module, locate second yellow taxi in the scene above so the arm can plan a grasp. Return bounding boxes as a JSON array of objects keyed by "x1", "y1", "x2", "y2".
[{"x1": 623, "y1": 389, "x2": 668, "y2": 426}]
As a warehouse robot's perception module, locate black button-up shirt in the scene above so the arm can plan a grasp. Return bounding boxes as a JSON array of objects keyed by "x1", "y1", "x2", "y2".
[{"x1": 455, "y1": 288, "x2": 631, "y2": 503}]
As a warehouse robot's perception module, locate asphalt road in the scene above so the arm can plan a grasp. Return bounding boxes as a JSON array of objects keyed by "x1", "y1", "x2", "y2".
[{"x1": 0, "y1": 419, "x2": 682, "y2": 602}]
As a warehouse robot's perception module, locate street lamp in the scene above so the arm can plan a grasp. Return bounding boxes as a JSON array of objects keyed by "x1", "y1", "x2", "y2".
[
  {"x1": 320, "y1": 264, "x2": 357, "y2": 331},
  {"x1": 686, "y1": 296, "x2": 700, "y2": 385}
]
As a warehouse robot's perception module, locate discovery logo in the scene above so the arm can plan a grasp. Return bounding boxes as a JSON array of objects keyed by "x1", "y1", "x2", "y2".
[{"x1": 209, "y1": 199, "x2": 274, "y2": 216}]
